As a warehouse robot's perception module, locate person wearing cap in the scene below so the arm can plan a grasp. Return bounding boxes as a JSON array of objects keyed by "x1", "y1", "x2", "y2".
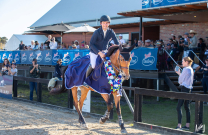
[
  {"x1": 54, "y1": 59, "x2": 63, "y2": 80},
  {"x1": 74, "y1": 40, "x2": 80, "y2": 49},
  {"x1": 188, "y1": 30, "x2": 197, "y2": 61},
  {"x1": 178, "y1": 38, "x2": 185, "y2": 62},
  {"x1": 118, "y1": 34, "x2": 126, "y2": 45},
  {"x1": 166, "y1": 43, "x2": 172, "y2": 53},
  {"x1": 145, "y1": 39, "x2": 153, "y2": 47},
  {"x1": 29, "y1": 58, "x2": 41, "y2": 101},
  {"x1": 88, "y1": 15, "x2": 119, "y2": 75},
  {"x1": 9, "y1": 63, "x2": 17, "y2": 76},
  {"x1": 201, "y1": 56, "x2": 208, "y2": 96},
  {"x1": 17, "y1": 40, "x2": 25, "y2": 50},
  {"x1": 183, "y1": 33, "x2": 189, "y2": 51}
]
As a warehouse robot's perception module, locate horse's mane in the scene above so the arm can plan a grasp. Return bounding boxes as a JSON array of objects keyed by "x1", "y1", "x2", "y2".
[{"x1": 106, "y1": 45, "x2": 119, "y2": 57}]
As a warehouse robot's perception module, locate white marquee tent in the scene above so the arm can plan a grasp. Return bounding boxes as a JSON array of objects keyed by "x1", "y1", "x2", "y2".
[{"x1": 5, "y1": 34, "x2": 48, "y2": 51}]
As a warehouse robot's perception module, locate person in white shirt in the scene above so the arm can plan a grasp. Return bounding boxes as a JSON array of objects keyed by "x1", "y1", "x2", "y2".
[
  {"x1": 9, "y1": 63, "x2": 18, "y2": 76},
  {"x1": 74, "y1": 40, "x2": 80, "y2": 49},
  {"x1": 49, "y1": 37, "x2": 57, "y2": 49},
  {"x1": 118, "y1": 34, "x2": 126, "y2": 45},
  {"x1": 30, "y1": 40, "x2": 35, "y2": 50}
]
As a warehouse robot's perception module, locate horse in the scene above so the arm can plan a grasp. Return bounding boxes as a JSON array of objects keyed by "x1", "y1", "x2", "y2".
[{"x1": 50, "y1": 45, "x2": 134, "y2": 134}]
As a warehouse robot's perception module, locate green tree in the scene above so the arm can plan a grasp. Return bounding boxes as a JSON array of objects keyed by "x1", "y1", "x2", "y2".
[{"x1": 0, "y1": 37, "x2": 8, "y2": 44}]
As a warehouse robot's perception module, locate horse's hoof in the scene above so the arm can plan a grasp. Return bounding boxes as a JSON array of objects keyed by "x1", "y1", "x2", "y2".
[
  {"x1": 99, "y1": 118, "x2": 105, "y2": 124},
  {"x1": 80, "y1": 123, "x2": 88, "y2": 129},
  {"x1": 121, "y1": 129, "x2": 127, "y2": 134}
]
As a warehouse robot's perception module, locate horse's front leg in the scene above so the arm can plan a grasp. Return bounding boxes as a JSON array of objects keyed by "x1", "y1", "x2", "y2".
[
  {"x1": 99, "y1": 94, "x2": 113, "y2": 124},
  {"x1": 113, "y1": 92, "x2": 127, "y2": 134}
]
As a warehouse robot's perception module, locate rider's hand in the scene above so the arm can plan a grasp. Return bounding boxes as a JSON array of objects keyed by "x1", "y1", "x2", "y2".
[{"x1": 98, "y1": 52, "x2": 105, "y2": 58}]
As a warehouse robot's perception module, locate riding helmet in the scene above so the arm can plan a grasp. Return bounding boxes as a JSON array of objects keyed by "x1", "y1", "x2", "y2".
[{"x1": 100, "y1": 15, "x2": 111, "y2": 23}]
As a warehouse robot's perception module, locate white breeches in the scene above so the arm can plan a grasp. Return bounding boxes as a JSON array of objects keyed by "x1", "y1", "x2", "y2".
[{"x1": 89, "y1": 52, "x2": 98, "y2": 69}]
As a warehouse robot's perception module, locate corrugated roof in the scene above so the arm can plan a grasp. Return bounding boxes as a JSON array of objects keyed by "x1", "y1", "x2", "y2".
[{"x1": 30, "y1": 0, "x2": 159, "y2": 28}]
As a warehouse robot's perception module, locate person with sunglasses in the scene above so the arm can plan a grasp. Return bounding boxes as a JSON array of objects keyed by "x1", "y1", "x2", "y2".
[{"x1": 54, "y1": 59, "x2": 63, "y2": 80}]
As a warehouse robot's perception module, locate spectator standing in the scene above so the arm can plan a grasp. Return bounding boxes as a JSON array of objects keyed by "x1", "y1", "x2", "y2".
[
  {"x1": 167, "y1": 44, "x2": 180, "y2": 70},
  {"x1": 74, "y1": 40, "x2": 80, "y2": 49},
  {"x1": 133, "y1": 38, "x2": 138, "y2": 47},
  {"x1": 172, "y1": 35, "x2": 178, "y2": 45},
  {"x1": 137, "y1": 40, "x2": 143, "y2": 48},
  {"x1": 44, "y1": 35, "x2": 52, "y2": 49},
  {"x1": 54, "y1": 59, "x2": 62, "y2": 80},
  {"x1": 183, "y1": 33, "x2": 189, "y2": 51},
  {"x1": 34, "y1": 41, "x2": 39, "y2": 50},
  {"x1": 175, "y1": 57, "x2": 194, "y2": 130},
  {"x1": 118, "y1": 34, "x2": 126, "y2": 45},
  {"x1": 30, "y1": 40, "x2": 35, "y2": 50},
  {"x1": 40, "y1": 43, "x2": 45, "y2": 50},
  {"x1": 178, "y1": 38, "x2": 185, "y2": 62},
  {"x1": 18, "y1": 40, "x2": 25, "y2": 50},
  {"x1": 166, "y1": 43, "x2": 172, "y2": 53},
  {"x1": 156, "y1": 41, "x2": 166, "y2": 71},
  {"x1": 1, "y1": 59, "x2": 11, "y2": 75},
  {"x1": 145, "y1": 39, "x2": 153, "y2": 47},
  {"x1": 201, "y1": 56, "x2": 208, "y2": 96},
  {"x1": 188, "y1": 30, "x2": 197, "y2": 61},
  {"x1": 29, "y1": 58, "x2": 41, "y2": 101},
  {"x1": 72, "y1": 44, "x2": 77, "y2": 49},
  {"x1": 9, "y1": 63, "x2": 17, "y2": 76},
  {"x1": 198, "y1": 38, "x2": 206, "y2": 67},
  {"x1": 49, "y1": 37, "x2": 57, "y2": 49}
]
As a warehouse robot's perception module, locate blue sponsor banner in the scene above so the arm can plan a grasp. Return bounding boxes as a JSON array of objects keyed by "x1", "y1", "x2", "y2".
[
  {"x1": 52, "y1": 50, "x2": 63, "y2": 65},
  {"x1": 61, "y1": 50, "x2": 74, "y2": 66},
  {"x1": 143, "y1": 0, "x2": 204, "y2": 9},
  {"x1": 0, "y1": 75, "x2": 13, "y2": 99},
  {"x1": 13, "y1": 51, "x2": 21, "y2": 64},
  {"x1": 21, "y1": 51, "x2": 36, "y2": 64},
  {"x1": 130, "y1": 48, "x2": 158, "y2": 70}
]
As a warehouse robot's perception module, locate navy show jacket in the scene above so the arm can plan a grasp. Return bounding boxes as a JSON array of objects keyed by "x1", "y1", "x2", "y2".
[{"x1": 90, "y1": 27, "x2": 119, "y2": 54}]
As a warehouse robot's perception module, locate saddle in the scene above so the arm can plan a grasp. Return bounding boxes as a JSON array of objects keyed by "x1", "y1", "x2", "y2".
[{"x1": 86, "y1": 45, "x2": 120, "y2": 78}]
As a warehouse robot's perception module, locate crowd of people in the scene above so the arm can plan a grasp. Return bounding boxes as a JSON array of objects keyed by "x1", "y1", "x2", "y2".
[
  {"x1": 131, "y1": 30, "x2": 207, "y2": 71},
  {"x1": 18, "y1": 35, "x2": 90, "y2": 50}
]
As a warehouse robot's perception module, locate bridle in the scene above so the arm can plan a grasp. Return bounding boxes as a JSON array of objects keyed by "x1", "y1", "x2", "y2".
[{"x1": 110, "y1": 50, "x2": 130, "y2": 75}]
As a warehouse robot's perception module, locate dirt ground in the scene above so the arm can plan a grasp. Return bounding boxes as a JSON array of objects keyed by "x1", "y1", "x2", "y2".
[{"x1": 0, "y1": 98, "x2": 163, "y2": 135}]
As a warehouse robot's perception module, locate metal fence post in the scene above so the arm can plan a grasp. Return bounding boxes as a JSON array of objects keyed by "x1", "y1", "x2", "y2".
[
  {"x1": 13, "y1": 79, "x2": 17, "y2": 97},
  {"x1": 37, "y1": 82, "x2": 42, "y2": 102},
  {"x1": 134, "y1": 91, "x2": 142, "y2": 122}
]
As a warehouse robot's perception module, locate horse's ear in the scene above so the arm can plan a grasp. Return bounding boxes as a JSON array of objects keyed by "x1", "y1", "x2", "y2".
[
  {"x1": 119, "y1": 45, "x2": 123, "y2": 51},
  {"x1": 128, "y1": 44, "x2": 135, "y2": 52}
]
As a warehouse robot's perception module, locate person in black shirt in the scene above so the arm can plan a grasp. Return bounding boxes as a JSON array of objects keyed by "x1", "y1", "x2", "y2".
[
  {"x1": 29, "y1": 58, "x2": 41, "y2": 101},
  {"x1": 167, "y1": 44, "x2": 180, "y2": 70},
  {"x1": 198, "y1": 38, "x2": 207, "y2": 67},
  {"x1": 133, "y1": 38, "x2": 138, "y2": 47},
  {"x1": 54, "y1": 59, "x2": 62, "y2": 80},
  {"x1": 17, "y1": 40, "x2": 25, "y2": 50},
  {"x1": 201, "y1": 56, "x2": 208, "y2": 95},
  {"x1": 44, "y1": 35, "x2": 52, "y2": 49}
]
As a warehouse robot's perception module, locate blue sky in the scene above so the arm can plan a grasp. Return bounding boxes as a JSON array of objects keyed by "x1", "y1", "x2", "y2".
[{"x1": 0, "y1": 0, "x2": 60, "y2": 39}]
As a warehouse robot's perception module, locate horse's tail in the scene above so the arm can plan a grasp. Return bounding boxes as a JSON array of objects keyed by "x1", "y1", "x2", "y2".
[{"x1": 50, "y1": 65, "x2": 68, "y2": 95}]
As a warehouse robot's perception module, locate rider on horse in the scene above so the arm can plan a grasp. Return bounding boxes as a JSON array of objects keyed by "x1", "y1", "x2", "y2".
[{"x1": 87, "y1": 15, "x2": 119, "y2": 76}]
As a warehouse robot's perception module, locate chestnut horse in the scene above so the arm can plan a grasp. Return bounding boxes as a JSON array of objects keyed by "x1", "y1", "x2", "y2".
[{"x1": 50, "y1": 45, "x2": 134, "y2": 134}]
